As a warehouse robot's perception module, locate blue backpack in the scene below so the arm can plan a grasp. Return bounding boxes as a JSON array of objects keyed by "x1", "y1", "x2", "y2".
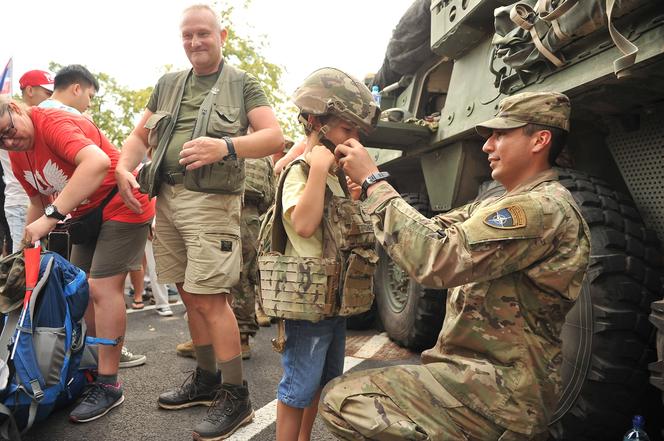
[{"x1": 0, "y1": 251, "x2": 91, "y2": 439}]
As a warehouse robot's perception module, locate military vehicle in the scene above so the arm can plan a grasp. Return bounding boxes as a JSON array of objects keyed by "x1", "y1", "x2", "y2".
[{"x1": 361, "y1": 0, "x2": 664, "y2": 440}]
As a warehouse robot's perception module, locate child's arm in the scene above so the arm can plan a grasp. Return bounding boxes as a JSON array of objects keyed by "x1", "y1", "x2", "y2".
[{"x1": 290, "y1": 145, "x2": 336, "y2": 238}]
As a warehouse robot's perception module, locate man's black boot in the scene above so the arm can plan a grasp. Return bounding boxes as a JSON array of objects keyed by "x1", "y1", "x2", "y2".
[
  {"x1": 192, "y1": 381, "x2": 253, "y2": 440},
  {"x1": 158, "y1": 367, "x2": 221, "y2": 410}
]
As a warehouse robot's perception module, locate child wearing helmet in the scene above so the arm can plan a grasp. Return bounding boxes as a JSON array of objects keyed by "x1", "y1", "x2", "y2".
[{"x1": 274, "y1": 68, "x2": 379, "y2": 441}]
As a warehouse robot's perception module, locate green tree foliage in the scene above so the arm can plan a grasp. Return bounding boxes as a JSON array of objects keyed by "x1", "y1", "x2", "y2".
[
  {"x1": 215, "y1": 2, "x2": 303, "y2": 140},
  {"x1": 48, "y1": 62, "x2": 152, "y2": 148},
  {"x1": 48, "y1": 3, "x2": 302, "y2": 147}
]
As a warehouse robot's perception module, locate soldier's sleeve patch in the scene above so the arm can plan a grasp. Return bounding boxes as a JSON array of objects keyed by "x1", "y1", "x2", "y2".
[
  {"x1": 483, "y1": 206, "x2": 527, "y2": 229},
  {"x1": 462, "y1": 196, "x2": 543, "y2": 245}
]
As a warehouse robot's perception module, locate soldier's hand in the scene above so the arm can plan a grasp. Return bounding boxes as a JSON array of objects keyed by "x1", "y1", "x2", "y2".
[
  {"x1": 115, "y1": 168, "x2": 143, "y2": 214},
  {"x1": 335, "y1": 138, "x2": 379, "y2": 185},
  {"x1": 309, "y1": 145, "x2": 336, "y2": 171},
  {"x1": 180, "y1": 136, "x2": 228, "y2": 170}
]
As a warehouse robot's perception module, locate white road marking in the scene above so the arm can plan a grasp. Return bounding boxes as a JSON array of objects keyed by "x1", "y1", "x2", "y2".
[
  {"x1": 126, "y1": 301, "x2": 183, "y2": 314},
  {"x1": 229, "y1": 332, "x2": 391, "y2": 440}
]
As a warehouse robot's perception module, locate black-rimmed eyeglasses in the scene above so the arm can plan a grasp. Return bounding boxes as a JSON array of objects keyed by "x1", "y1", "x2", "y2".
[{"x1": 0, "y1": 110, "x2": 16, "y2": 146}]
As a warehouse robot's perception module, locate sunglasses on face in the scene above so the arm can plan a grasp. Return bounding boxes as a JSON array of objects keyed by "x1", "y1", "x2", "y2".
[{"x1": 0, "y1": 110, "x2": 16, "y2": 146}]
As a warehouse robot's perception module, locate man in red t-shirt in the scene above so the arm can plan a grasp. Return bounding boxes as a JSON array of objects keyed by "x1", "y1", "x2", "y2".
[{"x1": 0, "y1": 98, "x2": 154, "y2": 423}]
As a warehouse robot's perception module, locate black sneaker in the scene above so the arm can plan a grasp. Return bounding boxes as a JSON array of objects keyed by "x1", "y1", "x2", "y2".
[
  {"x1": 158, "y1": 368, "x2": 220, "y2": 410},
  {"x1": 69, "y1": 382, "x2": 124, "y2": 423},
  {"x1": 192, "y1": 381, "x2": 253, "y2": 440}
]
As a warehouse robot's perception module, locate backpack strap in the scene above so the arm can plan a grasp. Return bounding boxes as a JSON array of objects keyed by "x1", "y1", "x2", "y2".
[
  {"x1": 27, "y1": 257, "x2": 54, "y2": 328},
  {"x1": 13, "y1": 257, "x2": 55, "y2": 400},
  {"x1": 0, "y1": 402, "x2": 21, "y2": 441},
  {"x1": 0, "y1": 309, "x2": 22, "y2": 363},
  {"x1": 270, "y1": 158, "x2": 308, "y2": 254}
]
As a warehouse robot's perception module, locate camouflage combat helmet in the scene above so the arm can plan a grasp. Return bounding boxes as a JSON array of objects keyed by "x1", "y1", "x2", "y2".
[
  {"x1": 0, "y1": 251, "x2": 26, "y2": 314},
  {"x1": 293, "y1": 67, "x2": 380, "y2": 135}
]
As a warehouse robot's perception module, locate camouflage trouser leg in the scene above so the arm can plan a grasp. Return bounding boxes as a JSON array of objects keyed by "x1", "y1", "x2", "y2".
[
  {"x1": 320, "y1": 365, "x2": 545, "y2": 441},
  {"x1": 231, "y1": 204, "x2": 260, "y2": 337}
]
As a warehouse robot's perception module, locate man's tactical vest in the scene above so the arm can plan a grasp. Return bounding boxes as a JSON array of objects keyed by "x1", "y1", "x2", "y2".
[
  {"x1": 244, "y1": 158, "x2": 275, "y2": 215},
  {"x1": 138, "y1": 63, "x2": 249, "y2": 198},
  {"x1": 257, "y1": 159, "x2": 378, "y2": 323}
]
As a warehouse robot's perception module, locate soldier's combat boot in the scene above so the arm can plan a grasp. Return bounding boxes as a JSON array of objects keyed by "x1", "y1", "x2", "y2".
[
  {"x1": 240, "y1": 334, "x2": 251, "y2": 360},
  {"x1": 176, "y1": 340, "x2": 196, "y2": 359},
  {"x1": 192, "y1": 381, "x2": 253, "y2": 440},
  {"x1": 157, "y1": 368, "x2": 220, "y2": 410}
]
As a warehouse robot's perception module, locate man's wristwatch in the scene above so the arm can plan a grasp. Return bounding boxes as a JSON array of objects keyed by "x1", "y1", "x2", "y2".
[
  {"x1": 360, "y1": 171, "x2": 390, "y2": 200},
  {"x1": 44, "y1": 204, "x2": 66, "y2": 221},
  {"x1": 222, "y1": 136, "x2": 237, "y2": 160}
]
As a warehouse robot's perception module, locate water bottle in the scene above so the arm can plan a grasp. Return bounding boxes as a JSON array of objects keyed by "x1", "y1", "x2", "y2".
[
  {"x1": 623, "y1": 415, "x2": 650, "y2": 440},
  {"x1": 371, "y1": 85, "x2": 381, "y2": 107}
]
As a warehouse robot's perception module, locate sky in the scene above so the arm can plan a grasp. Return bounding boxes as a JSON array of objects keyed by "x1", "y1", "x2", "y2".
[{"x1": 2, "y1": 0, "x2": 413, "y2": 98}]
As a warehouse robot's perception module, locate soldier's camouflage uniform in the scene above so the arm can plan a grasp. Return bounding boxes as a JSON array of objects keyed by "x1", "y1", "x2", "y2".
[
  {"x1": 320, "y1": 169, "x2": 590, "y2": 440},
  {"x1": 231, "y1": 157, "x2": 275, "y2": 337}
]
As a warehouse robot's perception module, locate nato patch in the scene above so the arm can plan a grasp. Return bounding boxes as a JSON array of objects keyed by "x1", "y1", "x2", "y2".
[
  {"x1": 220, "y1": 240, "x2": 233, "y2": 252},
  {"x1": 483, "y1": 206, "x2": 527, "y2": 229}
]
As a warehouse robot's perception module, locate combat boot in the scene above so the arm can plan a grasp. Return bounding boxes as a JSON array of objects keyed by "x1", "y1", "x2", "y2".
[
  {"x1": 240, "y1": 334, "x2": 251, "y2": 360},
  {"x1": 176, "y1": 340, "x2": 196, "y2": 359},
  {"x1": 192, "y1": 381, "x2": 253, "y2": 440},
  {"x1": 158, "y1": 368, "x2": 220, "y2": 410}
]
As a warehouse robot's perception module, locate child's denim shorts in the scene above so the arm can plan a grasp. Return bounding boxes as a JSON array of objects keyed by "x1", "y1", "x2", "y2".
[{"x1": 277, "y1": 316, "x2": 346, "y2": 408}]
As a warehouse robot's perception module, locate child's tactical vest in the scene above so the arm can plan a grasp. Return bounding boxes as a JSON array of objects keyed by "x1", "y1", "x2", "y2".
[{"x1": 257, "y1": 158, "x2": 378, "y2": 323}]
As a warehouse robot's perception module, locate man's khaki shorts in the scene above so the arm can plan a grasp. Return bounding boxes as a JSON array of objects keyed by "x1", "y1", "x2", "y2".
[
  {"x1": 71, "y1": 220, "x2": 150, "y2": 279},
  {"x1": 153, "y1": 183, "x2": 242, "y2": 295}
]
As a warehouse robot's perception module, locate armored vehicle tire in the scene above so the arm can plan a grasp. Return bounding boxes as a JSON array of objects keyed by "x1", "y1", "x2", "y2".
[
  {"x1": 548, "y1": 169, "x2": 663, "y2": 441},
  {"x1": 345, "y1": 301, "x2": 378, "y2": 330},
  {"x1": 374, "y1": 193, "x2": 445, "y2": 350}
]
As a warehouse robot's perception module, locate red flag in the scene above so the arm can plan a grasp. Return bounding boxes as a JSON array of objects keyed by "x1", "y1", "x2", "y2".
[
  {"x1": 23, "y1": 246, "x2": 41, "y2": 308},
  {"x1": 0, "y1": 58, "x2": 12, "y2": 95},
  {"x1": 10, "y1": 244, "x2": 41, "y2": 360}
]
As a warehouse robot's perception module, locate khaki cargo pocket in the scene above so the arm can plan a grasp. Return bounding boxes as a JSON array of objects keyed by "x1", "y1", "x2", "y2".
[
  {"x1": 208, "y1": 105, "x2": 241, "y2": 137},
  {"x1": 190, "y1": 229, "x2": 241, "y2": 287},
  {"x1": 372, "y1": 366, "x2": 468, "y2": 440},
  {"x1": 144, "y1": 111, "x2": 171, "y2": 149},
  {"x1": 338, "y1": 248, "x2": 378, "y2": 316}
]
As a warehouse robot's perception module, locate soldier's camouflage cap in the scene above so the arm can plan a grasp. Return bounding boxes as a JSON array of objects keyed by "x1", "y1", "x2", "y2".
[
  {"x1": 476, "y1": 92, "x2": 570, "y2": 138},
  {"x1": 0, "y1": 251, "x2": 26, "y2": 314},
  {"x1": 293, "y1": 67, "x2": 380, "y2": 134}
]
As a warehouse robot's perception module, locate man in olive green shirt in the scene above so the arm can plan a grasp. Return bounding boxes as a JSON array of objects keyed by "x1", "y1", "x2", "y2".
[{"x1": 116, "y1": 5, "x2": 283, "y2": 439}]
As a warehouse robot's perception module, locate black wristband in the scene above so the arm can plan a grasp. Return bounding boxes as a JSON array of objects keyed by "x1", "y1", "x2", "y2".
[
  {"x1": 45, "y1": 204, "x2": 66, "y2": 221},
  {"x1": 360, "y1": 171, "x2": 390, "y2": 200},
  {"x1": 222, "y1": 136, "x2": 237, "y2": 160}
]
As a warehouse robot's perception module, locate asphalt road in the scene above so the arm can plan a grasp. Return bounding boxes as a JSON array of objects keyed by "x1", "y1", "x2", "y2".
[{"x1": 25, "y1": 302, "x2": 419, "y2": 441}]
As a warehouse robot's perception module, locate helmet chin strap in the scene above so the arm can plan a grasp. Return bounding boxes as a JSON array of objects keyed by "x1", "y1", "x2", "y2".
[
  {"x1": 302, "y1": 114, "x2": 360, "y2": 153},
  {"x1": 301, "y1": 114, "x2": 338, "y2": 153},
  {"x1": 316, "y1": 124, "x2": 337, "y2": 152}
]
